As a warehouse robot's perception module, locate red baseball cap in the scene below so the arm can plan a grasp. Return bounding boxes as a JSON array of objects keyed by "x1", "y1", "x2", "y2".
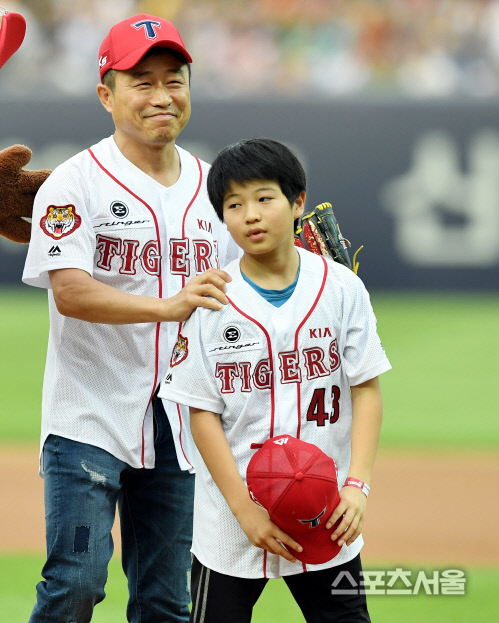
[
  {"x1": 98, "y1": 14, "x2": 192, "y2": 82},
  {"x1": 247, "y1": 435, "x2": 342, "y2": 565},
  {"x1": 0, "y1": 9, "x2": 26, "y2": 70}
]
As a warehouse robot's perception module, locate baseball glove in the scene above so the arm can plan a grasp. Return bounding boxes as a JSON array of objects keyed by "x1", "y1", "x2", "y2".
[{"x1": 294, "y1": 202, "x2": 363, "y2": 275}]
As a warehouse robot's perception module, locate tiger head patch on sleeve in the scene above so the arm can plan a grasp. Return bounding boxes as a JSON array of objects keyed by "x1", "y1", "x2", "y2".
[
  {"x1": 170, "y1": 334, "x2": 189, "y2": 367},
  {"x1": 40, "y1": 205, "x2": 82, "y2": 239}
]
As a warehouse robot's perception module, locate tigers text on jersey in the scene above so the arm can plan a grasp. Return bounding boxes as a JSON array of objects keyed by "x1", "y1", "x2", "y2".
[
  {"x1": 159, "y1": 247, "x2": 391, "y2": 579},
  {"x1": 23, "y1": 136, "x2": 239, "y2": 473}
]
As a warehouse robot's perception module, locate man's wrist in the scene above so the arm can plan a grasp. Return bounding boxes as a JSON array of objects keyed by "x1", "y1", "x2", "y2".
[
  {"x1": 155, "y1": 296, "x2": 178, "y2": 323},
  {"x1": 343, "y1": 477, "x2": 370, "y2": 498}
]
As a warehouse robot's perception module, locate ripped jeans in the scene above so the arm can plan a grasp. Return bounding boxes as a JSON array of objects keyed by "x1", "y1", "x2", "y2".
[{"x1": 29, "y1": 400, "x2": 194, "y2": 623}]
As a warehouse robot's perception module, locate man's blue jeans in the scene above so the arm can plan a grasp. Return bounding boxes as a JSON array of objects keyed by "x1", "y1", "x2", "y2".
[{"x1": 29, "y1": 394, "x2": 194, "y2": 623}]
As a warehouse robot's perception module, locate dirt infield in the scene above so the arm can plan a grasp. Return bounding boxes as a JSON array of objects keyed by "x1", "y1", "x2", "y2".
[{"x1": 1, "y1": 444, "x2": 498, "y2": 566}]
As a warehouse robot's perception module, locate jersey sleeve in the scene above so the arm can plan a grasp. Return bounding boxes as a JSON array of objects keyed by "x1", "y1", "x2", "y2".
[
  {"x1": 22, "y1": 161, "x2": 96, "y2": 289},
  {"x1": 342, "y1": 274, "x2": 391, "y2": 386},
  {"x1": 159, "y1": 309, "x2": 225, "y2": 414}
]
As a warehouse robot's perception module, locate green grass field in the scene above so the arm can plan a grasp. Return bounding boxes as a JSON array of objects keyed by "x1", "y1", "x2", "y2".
[
  {"x1": 1, "y1": 555, "x2": 496, "y2": 623},
  {"x1": 1, "y1": 287, "x2": 498, "y2": 621},
  {"x1": 2, "y1": 287, "x2": 499, "y2": 448}
]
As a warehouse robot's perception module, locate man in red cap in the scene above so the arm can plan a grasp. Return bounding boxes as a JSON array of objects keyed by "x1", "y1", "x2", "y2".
[{"x1": 22, "y1": 14, "x2": 239, "y2": 623}]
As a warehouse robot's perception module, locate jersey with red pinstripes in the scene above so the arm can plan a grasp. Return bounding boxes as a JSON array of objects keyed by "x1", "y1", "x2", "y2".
[
  {"x1": 23, "y1": 136, "x2": 239, "y2": 473},
  {"x1": 159, "y1": 247, "x2": 391, "y2": 579}
]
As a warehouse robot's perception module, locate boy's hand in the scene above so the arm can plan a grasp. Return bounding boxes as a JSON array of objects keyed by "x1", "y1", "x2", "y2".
[
  {"x1": 326, "y1": 486, "x2": 367, "y2": 547},
  {"x1": 236, "y1": 501, "x2": 303, "y2": 563}
]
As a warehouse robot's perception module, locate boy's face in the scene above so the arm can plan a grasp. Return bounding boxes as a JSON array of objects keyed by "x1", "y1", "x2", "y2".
[{"x1": 222, "y1": 180, "x2": 305, "y2": 257}]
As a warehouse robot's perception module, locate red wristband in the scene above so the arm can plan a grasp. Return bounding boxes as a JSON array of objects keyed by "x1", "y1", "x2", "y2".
[{"x1": 343, "y1": 477, "x2": 370, "y2": 498}]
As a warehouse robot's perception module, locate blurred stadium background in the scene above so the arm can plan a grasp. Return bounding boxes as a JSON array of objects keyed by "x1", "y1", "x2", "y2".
[{"x1": 1, "y1": 1, "x2": 498, "y2": 621}]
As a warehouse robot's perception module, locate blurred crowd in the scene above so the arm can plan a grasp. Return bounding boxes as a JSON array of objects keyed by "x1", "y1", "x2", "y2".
[{"x1": 2, "y1": 0, "x2": 499, "y2": 98}]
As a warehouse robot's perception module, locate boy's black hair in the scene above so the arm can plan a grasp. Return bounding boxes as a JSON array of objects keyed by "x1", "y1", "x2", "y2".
[{"x1": 207, "y1": 138, "x2": 306, "y2": 221}]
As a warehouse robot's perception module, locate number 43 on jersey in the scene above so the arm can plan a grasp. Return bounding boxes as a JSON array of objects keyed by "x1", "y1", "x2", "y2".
[{"x1": 307, "y1": 385, "x2": 340, "y2": 427}]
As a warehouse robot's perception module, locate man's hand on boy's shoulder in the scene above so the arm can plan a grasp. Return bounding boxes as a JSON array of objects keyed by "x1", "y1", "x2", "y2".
[
  {"x1": 326, "y1": 486, "x2": 367, "y2": 548},
  {"x1": 234, "y1": 499, "x2": 303, "y2": 564},
  {"x1": 163, "y1": 268, "x2": 232, "y2": 322}
]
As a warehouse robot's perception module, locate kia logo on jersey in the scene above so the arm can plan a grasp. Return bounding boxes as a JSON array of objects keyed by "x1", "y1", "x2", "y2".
[
  {"x1": 110, "y1": 201, "x2": 129, "y2": 218},
  {"x1": 223, "y1": 326, "x2": 240, "y2": 343}
]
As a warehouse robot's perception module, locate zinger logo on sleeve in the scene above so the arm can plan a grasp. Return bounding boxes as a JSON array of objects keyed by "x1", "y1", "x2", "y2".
[{"x1": 40, "y1": 205, "x2": 82, "y2": 240}]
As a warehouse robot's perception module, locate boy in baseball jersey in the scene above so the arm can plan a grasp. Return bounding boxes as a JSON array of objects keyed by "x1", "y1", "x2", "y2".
[{"x1": 159, "y1": 138, "x2": 391, "y2": 622}]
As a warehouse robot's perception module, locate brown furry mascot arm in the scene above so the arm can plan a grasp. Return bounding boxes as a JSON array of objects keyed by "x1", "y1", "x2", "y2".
[{"x1": 0, "y1": 145, "x2": 52, "y2": 243}]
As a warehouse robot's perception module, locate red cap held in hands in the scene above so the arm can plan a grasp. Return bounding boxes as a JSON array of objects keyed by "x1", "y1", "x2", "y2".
[
  {"x1": 0, "y1": 9, "x2": 26, "y2": 70},
  {"x1": 98, "y1": 14, "x2": 192, "y2": 82},
  {"x1": 247, "y1": 435, "x2": 342, "y2": 565}
]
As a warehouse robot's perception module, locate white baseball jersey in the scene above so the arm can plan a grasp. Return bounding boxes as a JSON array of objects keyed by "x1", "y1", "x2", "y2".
[
  {"x1": 159, "y1": 247, "x2": 391, "y2": 579},
  {"x1": 23, "y1": 136, "x2": 239, "y2": 473}
]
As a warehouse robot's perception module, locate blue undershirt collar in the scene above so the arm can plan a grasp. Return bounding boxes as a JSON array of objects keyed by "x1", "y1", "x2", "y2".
[{"x1": 241, "y1": 261, "x2": 300, "y2": 308}]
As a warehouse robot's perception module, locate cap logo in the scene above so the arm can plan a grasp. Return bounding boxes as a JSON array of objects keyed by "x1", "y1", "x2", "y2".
[
  {"x1": 273, "y1": 438, "x2": 289, "y2": 446},
  {"x1": 99, "y1": 51, "x2": 109, "y2": 68},
  {"x1": 298, "y1": 507, "x2": 326, "y2": 528},
  {"x1": 132, "y1": 19, "x2": 161, "y2": 40}
]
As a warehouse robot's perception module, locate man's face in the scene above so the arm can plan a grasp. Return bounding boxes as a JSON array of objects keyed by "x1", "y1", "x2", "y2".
[
  {"x1": 222, "y1": 179, "x2": 305, "y2": 258},
  {"x1": 101, "y1": 49, "x2": 191, "y2": 147}
]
